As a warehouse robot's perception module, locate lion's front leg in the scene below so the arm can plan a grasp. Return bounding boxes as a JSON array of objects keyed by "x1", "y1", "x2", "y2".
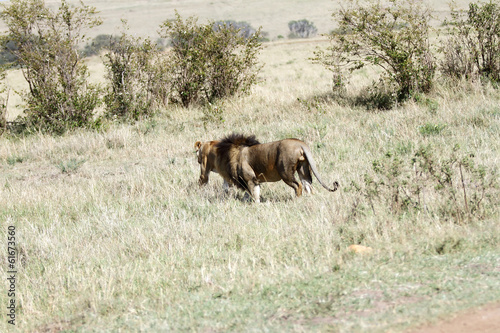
[
  {"x1": 222, "y1": 179, "x2": 233, "y2": 193},
  {"x1": 247, "y1": 180, "x2": 261, "y2": 203},
  {"x1": 198, "y1": 164, "x2": 211, "y2": 185},
  {"x1": 241, "y1": 161, "x2": 261, "y2": 203},
  {"x1": 198, "y1": 176, "x2": 207, "y2": 185}
]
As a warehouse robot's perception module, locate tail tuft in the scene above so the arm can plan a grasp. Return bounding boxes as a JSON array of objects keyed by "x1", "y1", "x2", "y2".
[{"x1": 332, "y1": 181, "x2": 339, "y2": 192}]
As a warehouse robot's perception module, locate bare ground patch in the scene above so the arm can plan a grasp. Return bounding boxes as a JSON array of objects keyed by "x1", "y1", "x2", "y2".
[{"x1": 410, "y1": 302, "x2": 500, "y2": 333}]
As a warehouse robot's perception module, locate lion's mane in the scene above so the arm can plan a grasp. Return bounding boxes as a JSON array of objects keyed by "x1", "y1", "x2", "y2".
[{"x1": 215, "y1": 133, "x2": 260, "y2": 190}]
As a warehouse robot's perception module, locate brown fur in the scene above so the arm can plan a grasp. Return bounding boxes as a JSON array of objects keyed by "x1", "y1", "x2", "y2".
[{"x1": 214, "y1": 134, "x2": 339, "y2": 202}]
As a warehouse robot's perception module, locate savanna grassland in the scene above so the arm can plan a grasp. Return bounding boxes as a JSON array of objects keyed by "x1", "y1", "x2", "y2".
[{"x1": 0, "y1": 0, "x2": 499, "y2": 332}]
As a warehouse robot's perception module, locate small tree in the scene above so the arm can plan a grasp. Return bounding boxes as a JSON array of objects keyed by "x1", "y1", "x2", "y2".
[
  {"x1": 288, "y1": 19, "x2": 318, "y2": 38},
  {"x1": 441, "y1": 1, "x2": 500, "y2": 83},
  {"x1": 159, "y1": 12, "x2": 262, "y2": 107},
  {"x1": 1, "y1": 0, "x2": 102, "y2": 134},
  {"x1": 103, "y1": 25, "x2": 169, "y2": 120},
  {"x1": 314, "y1": 0, "x2": 435, "y2": 101}
]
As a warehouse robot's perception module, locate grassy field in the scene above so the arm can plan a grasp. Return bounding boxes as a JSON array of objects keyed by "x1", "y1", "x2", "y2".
[{"x1": 1, "y1": 1, "x2": 499, "y2": 332}]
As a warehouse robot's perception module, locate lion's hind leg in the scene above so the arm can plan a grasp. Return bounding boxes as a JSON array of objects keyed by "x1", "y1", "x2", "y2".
[
  {"x1": 280, "y1": 164, "x2": 303, "y2": 197},
  {"x1": 240, "y1": 161, "x2": 262, "y2": 203},
  {"x1": 297, "y1": 161, "x2": 313, "y2": 195}
]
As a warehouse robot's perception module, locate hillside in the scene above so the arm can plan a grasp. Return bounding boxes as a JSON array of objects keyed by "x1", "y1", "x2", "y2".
[{"x1": 1, "y1": 0, "x2": 473, "y2": 40}]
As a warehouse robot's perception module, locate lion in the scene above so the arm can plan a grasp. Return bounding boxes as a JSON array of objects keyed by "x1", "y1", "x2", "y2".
[
  {"x1": 211, "y1": 133, "x2": 339, "y2": 202},
  {"x1": 194, "y1": 134, "x2": 260, "y2": 192}
]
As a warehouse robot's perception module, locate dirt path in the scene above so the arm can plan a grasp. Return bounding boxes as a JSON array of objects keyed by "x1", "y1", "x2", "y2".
[{"x1": 410, "y1": 303, "x2": 500, "y2": 333}]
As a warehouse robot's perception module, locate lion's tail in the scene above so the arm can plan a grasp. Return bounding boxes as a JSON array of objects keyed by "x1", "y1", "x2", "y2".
[{"x1": 302, "y1": 144, "x2": 339, "y2": 192}]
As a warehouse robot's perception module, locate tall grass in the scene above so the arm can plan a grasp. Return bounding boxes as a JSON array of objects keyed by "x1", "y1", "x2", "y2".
[{"x1": 0, "y1": 41, "x2": 499, "y2": 332}]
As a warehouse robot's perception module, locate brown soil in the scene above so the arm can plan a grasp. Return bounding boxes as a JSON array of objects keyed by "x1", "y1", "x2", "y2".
[{"x1": 410, "y1": 302, "x2": 500, "y2": 333}]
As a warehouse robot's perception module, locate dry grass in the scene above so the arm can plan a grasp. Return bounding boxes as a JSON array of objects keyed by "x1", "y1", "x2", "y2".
[{"x1": 0, "y1": 1, "x2": 499, "y2": 332}]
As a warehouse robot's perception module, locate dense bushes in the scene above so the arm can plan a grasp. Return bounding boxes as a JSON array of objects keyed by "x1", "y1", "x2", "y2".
[
  {"x1": 0, "y1": 2, "x2": 263, "y2": 132},
  {"x1": 1, "y1": 0, "x2": 499, "y2": 132},
  {"x1": 82, "y1": 34, "x2": 121, "y2": 57},
  {"x1": 213, "y1": 20, "x2": 257, "y2": 40}
]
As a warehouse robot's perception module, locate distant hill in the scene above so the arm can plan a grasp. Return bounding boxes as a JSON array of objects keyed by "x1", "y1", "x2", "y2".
[{"x1": 0, "y1": 0, "x2": 472, "y2": 41}]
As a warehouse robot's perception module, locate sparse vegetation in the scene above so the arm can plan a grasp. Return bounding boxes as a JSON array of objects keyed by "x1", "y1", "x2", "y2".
[
  {"x1": 56, "y1": 157, "x2": 86, "y2": 174},
  {"x1": 349, "y1": 145, "x2": 498, "y2": 221}
]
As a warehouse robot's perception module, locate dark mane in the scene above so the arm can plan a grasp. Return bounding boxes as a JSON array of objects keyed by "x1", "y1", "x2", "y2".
[
  {"x1": 220, "y1": 133, "x2": 260, "y2": 146},
  {"x1": 215, "y1": 133, "x2": 260, "y2": 190}
]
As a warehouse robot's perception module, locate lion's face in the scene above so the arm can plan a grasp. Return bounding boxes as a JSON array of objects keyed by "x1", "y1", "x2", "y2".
[
  {"x1": 195, "y1": 142, "x2": 203, "y2": 164},
  {"x1": 194, "y1": 140, "x2": 219, "y2": 185}
]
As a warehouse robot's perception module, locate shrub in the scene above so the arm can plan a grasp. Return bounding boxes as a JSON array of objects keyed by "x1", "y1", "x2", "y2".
[
  {"x1": 418, "y1": 123, "x2": 447, "y2": 137},
  {"x1": 1, "y1": 0, "x2": 102, "y2": 134},
  {"x1": 103, "y1": 27, "x2": 169, "y2": 120},
  {"x1": 314, "y1": 0, "x2": 435, "y2": 102},
  {"x1": 159, "y1": 12, "x2": 262, "y2": 107},
  {"x1": 57, "y1": 158, "x2": 86, "y2": 174},
  {"x1": 441, "y1": 1, "x2": 500, "y2": 83},
  {"x1": 288, "y1": 19, "x2": 318, "y2": 38},
  {"x1": 354, "y1": 81, "x2": 397, "y2": 110}
]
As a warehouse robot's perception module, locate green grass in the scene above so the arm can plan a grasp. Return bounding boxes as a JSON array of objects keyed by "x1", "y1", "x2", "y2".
[{"x1": 0, "y1": 22, "x2": 499, "y2": 333}]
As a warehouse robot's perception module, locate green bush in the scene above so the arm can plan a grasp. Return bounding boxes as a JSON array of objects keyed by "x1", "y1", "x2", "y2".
[
  {"x1": 314, "y1": 0, "x2": 435, "y2": 102},
  {"x1": 159, "y1": 12, "x2": 262, "y2": 107},
  {"x1": 103, "y1": 27, "x2": 169, "y2": 121},
  {"x1": 441, "y1": 1, "x2": 500, "y2": 83},
  {"x1": 1, "y1": 0, "x2": 102, "y2": 134}
]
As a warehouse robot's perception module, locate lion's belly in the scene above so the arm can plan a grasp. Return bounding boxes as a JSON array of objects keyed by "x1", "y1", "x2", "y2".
[
  {"x1": 256, "y1": 169, "x2": 281, "y2": 182},
  {"x1": 247, "y1": 146, "x2": 282, "y2": 182}
]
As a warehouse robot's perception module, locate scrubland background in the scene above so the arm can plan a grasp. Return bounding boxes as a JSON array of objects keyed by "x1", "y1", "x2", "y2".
[{"x1": 0, "y1": 0, "x2": 499, "y2": 332}]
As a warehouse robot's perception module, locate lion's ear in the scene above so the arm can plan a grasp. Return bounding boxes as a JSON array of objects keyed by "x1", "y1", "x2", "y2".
[{"x1": 194, "y1": 141, "x2": 202, "y2": 151}]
